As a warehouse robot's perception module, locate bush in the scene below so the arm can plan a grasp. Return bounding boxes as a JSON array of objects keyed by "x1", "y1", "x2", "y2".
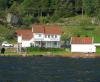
[
  {"x1": 82, "y1": 26, "x2": 95, "y2": 30},
  {"x1": 96, "y1": 47, "x2": 100, "y2": 53},
  {"x1": 50, "y1": 13, "x2": 60, "y2": 22},
  {"x1": 27, "y1": 47, "x2": 64, "y2": 52},
  {"x1": 27, "y1": 47, "x2": 40, "y2": 52},
  {"x1": 22, "y1": 15, "x2": 34, "y2": 25},
  {"x1": 38, "y1": 16, "x2": 49, "y2": 23}
]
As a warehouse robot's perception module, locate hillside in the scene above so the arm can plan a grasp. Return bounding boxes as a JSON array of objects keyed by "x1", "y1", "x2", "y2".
[
  {"x1": 0, "y1": 15, "x2": 100, "y2": 43},
  {"x1": 0, "y1": 0, "x2": 100, "y2": 26},
  {"x1": 1, "y1": 0, "x2": 99, "y2": 44},
  {"x1": 0, "y1": 25, "x2": 16, "y2": 43},
  {"x1": 58, "y1": 15, "x2": 100, "y2": 43}
]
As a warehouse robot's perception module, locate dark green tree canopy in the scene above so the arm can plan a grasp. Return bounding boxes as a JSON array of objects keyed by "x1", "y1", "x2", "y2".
[{"x1": 0, "y1": 0, "x2": 100, "y2": 24}]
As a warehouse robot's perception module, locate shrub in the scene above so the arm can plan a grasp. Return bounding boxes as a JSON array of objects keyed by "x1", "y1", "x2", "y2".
[
  {"x1": 22, "y1": 15, "x2": 34, "y2": 25},
  {"x1": 27, "y1": 47, "x2": 64, "y2": 52},
  {"x1": 38, "y1": 16, "x2": 49, "y2": 23},
  {"x1": 27, "y1": 47, "x2": 40, "y2": 52},
  {"x1": 82, "y1": 26, "x2": 95, "y2": 30}
]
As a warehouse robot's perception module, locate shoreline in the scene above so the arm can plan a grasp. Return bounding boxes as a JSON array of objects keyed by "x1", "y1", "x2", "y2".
[
  {"x1": 0, "y1": 53, "x2": 100, "y2": 58},
  {"x1": 61, "y1": 53, "x2": 100, "y2": 58}
]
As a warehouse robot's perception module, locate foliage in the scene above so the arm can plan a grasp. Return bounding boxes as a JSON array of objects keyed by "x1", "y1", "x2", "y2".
[
  {"x1": 81, "y1": 26, "x2": 95, "y2": 31},
  {"x1": 27, "y1": 47, "x2": 64, "y2": 52},
  {"x1": 0, "y1": 0, "x2": 100, "y2": 42},
  {"x1": 0, "y1": 25, "x2": 16, "y2": 42},
  {"x1": 22, "y1": 15, "x2": 34, "y2": 25},
  {"x1": 38, "y1": 16, "x2": 49, "y2": 23},
  {"x1": 0, "y1": 0, "x2": 100, "y2": 25},
  {"x1": 0, "y1": 0, "x2": 8, "y2": 10},
  {"x1": 61, "y1": 33, "x2": 71, "y2": 42},
  {"x1": 4, "y1": 31, "x2": 16, "y2": 41},
  {"x1": 8, "y1": 1, "x2": 20, "y2": 14},
  {"x1": 96, "y1": 47, "x2": 100, "y2": 54}
]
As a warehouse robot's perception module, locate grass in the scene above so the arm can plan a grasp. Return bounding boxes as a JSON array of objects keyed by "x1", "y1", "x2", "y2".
[
  {"x1": 58, "y1": 15, "x2": 100, "y2": 42},
  {"x1": 27, "y1": 48, "x2": 69, "y2": 56},
  {"x1": 96, "y1": 47, "x2": 100, "y2": 54},
  {"x1": 2, "y1": 47, "x2": 69, "y2": 56},
  {"x1": 2, "y1": 47, "x2": 100, "y2": 57}
]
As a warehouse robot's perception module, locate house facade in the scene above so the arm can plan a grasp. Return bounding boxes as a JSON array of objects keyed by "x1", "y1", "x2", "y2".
[
  {"x1": 71, "y1": 37, "x2": 96, "y2": 53},
  {"x1": 16, "y1": 24, "x2": 62, "y2": 48}
]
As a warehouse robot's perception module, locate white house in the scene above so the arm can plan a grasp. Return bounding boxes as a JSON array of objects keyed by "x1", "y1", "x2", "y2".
[
  {"x1": 70, "y1": 37, "x2": 96, "y2": 53},
  {"x1": 16, "y1": 24, "x2": 62, "y2": 48}
]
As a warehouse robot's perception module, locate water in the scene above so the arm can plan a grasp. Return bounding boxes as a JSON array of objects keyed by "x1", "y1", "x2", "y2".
[{"x1": 0, "y1": 56, "x2": 100, "y2": 82}]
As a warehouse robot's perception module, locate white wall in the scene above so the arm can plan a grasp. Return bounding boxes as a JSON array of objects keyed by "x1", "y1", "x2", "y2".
[
  {"x1": 21, "y1": 39, "x2": 34, "y2": 47},
  {"x1": 18, "y1": 36, "x2": 22, "y2": 43},
  {"x1": 34, "y1": 33, "x2": 61, "y2": 41},
  {"x1": 71, "y1": 44, "x2": 96, "y2": 53},
  {"x1": 94, "y1": 43, "x2": 100, "y2": 46},
  {"x1": 44, "y1": 35, "x2": 61, "y2": 41},
  {"x1": 18, "y1": 36, "x2": 31, "y2": 47},
  {"x1": 17, "y1": 33, "x2": 61, "y2": 48},
  {"x1": 21, "y1": 40, "x2": 31, "y2": 47},
  {"x1": 17, "y1": 36, "x2": 34, "y2": 47},
  {"x1": 34, "y1": 33, "x2": 44, "y2": 41}
]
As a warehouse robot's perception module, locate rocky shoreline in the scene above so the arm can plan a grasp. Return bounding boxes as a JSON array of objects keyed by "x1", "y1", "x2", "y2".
[
  {"x1": 43, "y1": 53, "x2": 100, "y2": 58},
  {"x1": 0, "y1": 53, "x2": 100, "y2": 58},
  {"x1": 61, "y1": 53, "x2": 100, "y2": 58}
]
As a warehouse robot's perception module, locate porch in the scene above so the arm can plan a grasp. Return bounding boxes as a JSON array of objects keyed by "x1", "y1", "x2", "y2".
[{"x1": 34, "y1": 41, "x2": 61, "y2": 48}]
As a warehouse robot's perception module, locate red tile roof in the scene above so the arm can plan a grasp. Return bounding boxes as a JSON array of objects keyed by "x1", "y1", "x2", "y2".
[
  {"x1": 16, "y1": 24, "x2": 62, "y2": 40},
  {"x1": 16, "y1": 30, "x2": 33, "y2": 40},
  {"x1": 32, "y1": 24, "x2": 45, "y2": 33},
  {"x1": 71, "y1": 37, "x2": 93, "y2": 44},
  {"x1": 32, "y1": 24, "x2": 62, "y2": 34}
]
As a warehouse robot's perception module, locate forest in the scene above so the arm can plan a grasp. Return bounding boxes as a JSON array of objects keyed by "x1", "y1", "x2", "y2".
[{"x1": 0, "y1": 0, "x2": 100, "y2": 25}]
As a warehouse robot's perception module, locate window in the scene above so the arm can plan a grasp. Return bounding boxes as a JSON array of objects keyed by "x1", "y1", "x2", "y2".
[
  {"x1": 45, "y1": 35, "x2": 47, "y2": 38},
  {"x1": 38, "y1": 34, "x2": 41, "y2": 37},
  {"x1": 48, "y1": 35, "x2": 50, "y2": 38},
  {"x1": 55, "y1": 35, "x2": 57, "y2": 38},
  {"x1": 51, "y1": 35, "x2": 54, "y2": 38},
  {"x1": 54, "y1": 42, "x2": 57, "y2": 45}
]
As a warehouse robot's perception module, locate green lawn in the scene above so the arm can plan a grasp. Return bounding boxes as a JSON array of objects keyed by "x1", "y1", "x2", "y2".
[
  {"x1": 96, "y1": 47, "x2": 100, "y2": 54},
  {"x1": 60, "y1": 15, "x2": 100, "y2": 42},
  {"x1": 26, "y1": 47, "x2": 69, "y2": 56}
]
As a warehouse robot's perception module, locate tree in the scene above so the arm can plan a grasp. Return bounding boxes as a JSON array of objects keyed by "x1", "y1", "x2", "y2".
[
  {"x1": 9, "y1": 1, "x2": 19, "y2": 13},
  {"x1": 83, "y1": 0, "x2": 95, "y2": 16},
  {"x1": 0, "y1": 0, "x2": 8, "y2": 10},
  {"x1": 53, "y1": 0, "x2": 75, "y2": 18},
  {"x1": 94, "y1": 0, "x2": 100, "y2": 18},
  {"x1": 75, "y1": 0, "x2": 82, "y2": 15}
]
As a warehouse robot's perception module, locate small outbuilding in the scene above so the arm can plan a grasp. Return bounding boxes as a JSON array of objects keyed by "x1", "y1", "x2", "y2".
[{"x1": 70, "y1": 37, "x2": 96, "y2": 53}]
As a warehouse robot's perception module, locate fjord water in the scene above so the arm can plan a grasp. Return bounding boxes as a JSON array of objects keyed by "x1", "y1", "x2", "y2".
[{"x1": 0, "y1": 56, "x2": 100, "y2": 82}]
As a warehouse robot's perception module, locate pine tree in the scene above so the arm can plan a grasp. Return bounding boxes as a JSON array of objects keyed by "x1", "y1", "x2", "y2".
[
  {"x1": 83, "y1": 0, "x2": 95, "y2": 16},
  {"x1": 0, "y1": 0, "x2": 8, "y2": 10}
]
